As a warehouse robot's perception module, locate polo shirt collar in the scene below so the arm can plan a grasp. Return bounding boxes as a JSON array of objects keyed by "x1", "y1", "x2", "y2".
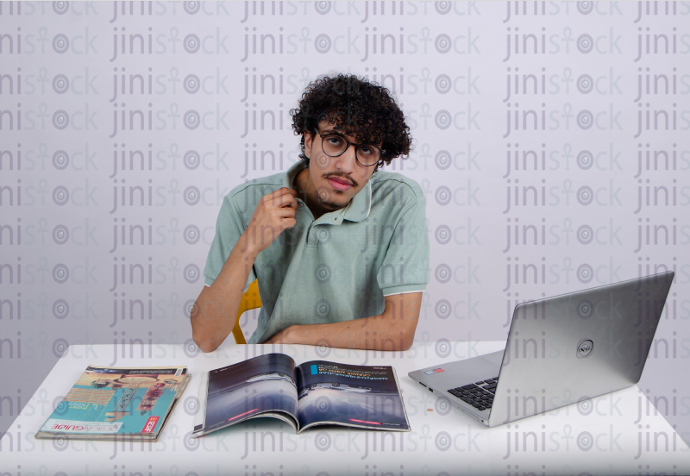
[
  {"x1": 283, "y1": 161, "x2": 372, "y2": 224},
  {"x1": 342, "y1": 178, "x2": 371, "y2": 223},
  {"x1": 283, "y1": 160, "x2": 306, "y2": 190}
]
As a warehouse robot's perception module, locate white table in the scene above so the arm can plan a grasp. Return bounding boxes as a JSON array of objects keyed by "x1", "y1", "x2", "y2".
[{"x1": 3, "y1": 341, "x2": 690, "y2": 475}]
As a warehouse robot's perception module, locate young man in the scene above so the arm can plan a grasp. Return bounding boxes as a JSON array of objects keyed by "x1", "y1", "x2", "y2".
[{"x1": 191, "y1": 73, "x2": 429, "y2": 352}]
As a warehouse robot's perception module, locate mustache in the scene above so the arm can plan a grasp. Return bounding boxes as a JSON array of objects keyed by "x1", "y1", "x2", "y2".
[{"x1": 325, "y1": 174, "x2": 357, "y2": 187}]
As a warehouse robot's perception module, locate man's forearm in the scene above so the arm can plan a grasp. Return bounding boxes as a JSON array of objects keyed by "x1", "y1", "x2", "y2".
[
  {"x1": 275, "y1": 300, "x2": 420, "y2": 351},
  {"x1": 191, "y1": 233, "x2": 259, "y2": 352},
  {"x1": 286, "y1": 315, "x2": 412, "y2": 350}
]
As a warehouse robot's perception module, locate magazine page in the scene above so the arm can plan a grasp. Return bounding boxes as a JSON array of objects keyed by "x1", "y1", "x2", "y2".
[
  {"x1": 295, "y1": 361, "x2": 410, "y2": 432},
  {"x1": 193, "y1": 371, "x2": 209, "y2": 434},
  {"x1": 35, "y1": 366, "x2": 189, "y2": 440},
  {"x1": 197, "y1": 353, "x2": 298, "y2": 436}
]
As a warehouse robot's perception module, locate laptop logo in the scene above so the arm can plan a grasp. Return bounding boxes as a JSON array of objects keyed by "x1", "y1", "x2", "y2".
[{"x1": 576, "y1": 339, "x2": 594, "y2": 359}]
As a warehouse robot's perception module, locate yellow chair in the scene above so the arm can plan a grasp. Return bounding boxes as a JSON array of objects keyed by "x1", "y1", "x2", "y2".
[{"x1": 232, "y1": 279, "x2": 261, "y2": 344}]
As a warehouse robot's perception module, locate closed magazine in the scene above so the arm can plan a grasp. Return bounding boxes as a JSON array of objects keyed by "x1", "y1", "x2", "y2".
[
  {"x1": 193, "y1": 353, "x2": 410, "y2": 436},
  {"x1": 35, "y1": 365, "x2": 190, "y2": 441}
]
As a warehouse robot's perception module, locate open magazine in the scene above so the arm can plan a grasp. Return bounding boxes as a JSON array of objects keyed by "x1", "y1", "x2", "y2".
[
  {"x1": 193, "y1": 353, "x2": 410, "y2": 436},
  {"x1": 35, "y1": 365, "x2": 190, "y2": 441}
]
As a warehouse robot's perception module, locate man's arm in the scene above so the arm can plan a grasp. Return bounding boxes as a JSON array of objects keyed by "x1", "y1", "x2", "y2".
[
  {"x1": 264, "y1": 292, "x2": 423, "y2": 351},
  {"x1": 192, "y1": 187, "x2": 299, "y2": 353},
  {"x1": 191, "y1": 234, "x2": 259, "y2": 353}
]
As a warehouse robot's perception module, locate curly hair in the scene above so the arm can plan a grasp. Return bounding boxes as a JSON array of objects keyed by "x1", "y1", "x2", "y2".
[{"x1": 289, "y1": 73, "x2": 413, "y2": 172}]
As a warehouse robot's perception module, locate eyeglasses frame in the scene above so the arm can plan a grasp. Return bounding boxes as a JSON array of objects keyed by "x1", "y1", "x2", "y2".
[{"x1": 316, "y1": 130, "x2": 386, "y2": 168}]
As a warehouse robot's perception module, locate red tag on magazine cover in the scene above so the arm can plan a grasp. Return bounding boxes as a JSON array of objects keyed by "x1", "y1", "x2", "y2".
[{"x1": 142, "y1": 416, "x2": 159, "y2": 433}]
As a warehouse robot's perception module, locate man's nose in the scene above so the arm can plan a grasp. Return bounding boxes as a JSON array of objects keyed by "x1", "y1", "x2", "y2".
[{"x1": 333, "y1": 143, "x2": 357, "y2": 171}]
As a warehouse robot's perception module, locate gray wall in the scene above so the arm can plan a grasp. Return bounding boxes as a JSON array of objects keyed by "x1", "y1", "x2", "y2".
[{"x1": 1, "y1": 0, "x2": 689, "y2": 446}]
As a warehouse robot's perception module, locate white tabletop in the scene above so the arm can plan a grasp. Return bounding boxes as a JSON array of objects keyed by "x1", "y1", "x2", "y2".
[{"x1": 3, "y1": 341, "x2": 689, "y2": 475}]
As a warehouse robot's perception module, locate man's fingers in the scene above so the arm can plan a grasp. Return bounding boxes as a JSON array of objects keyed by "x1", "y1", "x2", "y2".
[
  {"x1": 261, "y1": 188, "x2": 299, "y2": 211},
  {"x1": 276, "y1": 188, "x2": 299, "y2": 210},
  {"x1": 274, "y1": 187, "x2": 299, "y2": 198},
  {"x1": 276, "y1": 196, "x2": 298, "y2": 211},
  {"x1": 278, "y1": 206, "x2": 296, "y2": 218},
  {"x1": 284, "y1": 199, "x2": 299, "y2": 210}
]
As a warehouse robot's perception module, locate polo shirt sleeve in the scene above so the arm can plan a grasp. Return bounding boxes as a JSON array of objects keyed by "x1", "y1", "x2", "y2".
[
  {"x1": 377, "y1": 182, "x2": 430, "y2": 296},
  {"x1": 203, "y1": 193, "x2": 256, "y2": 293}
]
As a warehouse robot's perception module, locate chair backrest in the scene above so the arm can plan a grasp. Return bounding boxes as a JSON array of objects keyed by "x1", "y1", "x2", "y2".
[{"x1": 232, "y1": 279, "x2": 261, "y2": 344}]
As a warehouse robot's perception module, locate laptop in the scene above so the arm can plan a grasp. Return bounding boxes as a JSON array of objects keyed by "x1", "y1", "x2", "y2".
[{"x1": 408, "y1": 271, "x2": 675, "y2": 427}]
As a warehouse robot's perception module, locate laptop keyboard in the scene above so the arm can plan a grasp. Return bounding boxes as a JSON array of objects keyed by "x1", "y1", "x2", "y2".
[{"x1": 447, "y1": 377, "x2": 499, "y2": 411}]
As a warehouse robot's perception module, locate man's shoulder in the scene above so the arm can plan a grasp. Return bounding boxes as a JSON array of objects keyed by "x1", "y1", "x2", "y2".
[
  {"x1": 223, "y1": 170, "x2": 287, "y2": 206},
  {"x1": 370, "y1": 170, "x2": 424, "y2": 202}
]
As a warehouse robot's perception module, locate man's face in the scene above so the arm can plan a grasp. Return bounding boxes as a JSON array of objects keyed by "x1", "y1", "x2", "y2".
[{"x1": 302, "y1": 119, "x2": 381, "y2": 212}]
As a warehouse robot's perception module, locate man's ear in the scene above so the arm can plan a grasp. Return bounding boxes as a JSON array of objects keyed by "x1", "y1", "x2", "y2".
[{"x1": 304, "y1": 132, "x2": 313, "y2": 159}]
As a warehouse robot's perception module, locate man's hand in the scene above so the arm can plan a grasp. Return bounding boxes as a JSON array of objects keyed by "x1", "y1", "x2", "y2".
[{"x1": 241, "y1": 187, "x2": 299, "y2": 255}]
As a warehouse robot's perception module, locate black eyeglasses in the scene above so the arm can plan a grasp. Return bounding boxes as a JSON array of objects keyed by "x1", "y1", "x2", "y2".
[{"x1": 317, "y1": 131, "x2": 385, "y2": 167}]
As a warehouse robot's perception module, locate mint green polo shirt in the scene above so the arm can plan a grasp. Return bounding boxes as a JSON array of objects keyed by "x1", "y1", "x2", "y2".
[{"x1": 203, "y1": 160, "x2": 430, "y2": 344}]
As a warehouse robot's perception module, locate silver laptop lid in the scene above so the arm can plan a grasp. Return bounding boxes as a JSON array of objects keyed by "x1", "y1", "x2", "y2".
[{"x1": 488, "y1": 270, "x2": 674, "y2": 427}]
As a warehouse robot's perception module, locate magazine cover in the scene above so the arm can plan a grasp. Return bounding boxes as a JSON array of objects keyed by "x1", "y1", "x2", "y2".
[
  {"x1": 193, "y1": 354, "x2": 410, "y2": 436},
  {"x1": 35, "y1": 366, "x2": 190, "y2": 441}
]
